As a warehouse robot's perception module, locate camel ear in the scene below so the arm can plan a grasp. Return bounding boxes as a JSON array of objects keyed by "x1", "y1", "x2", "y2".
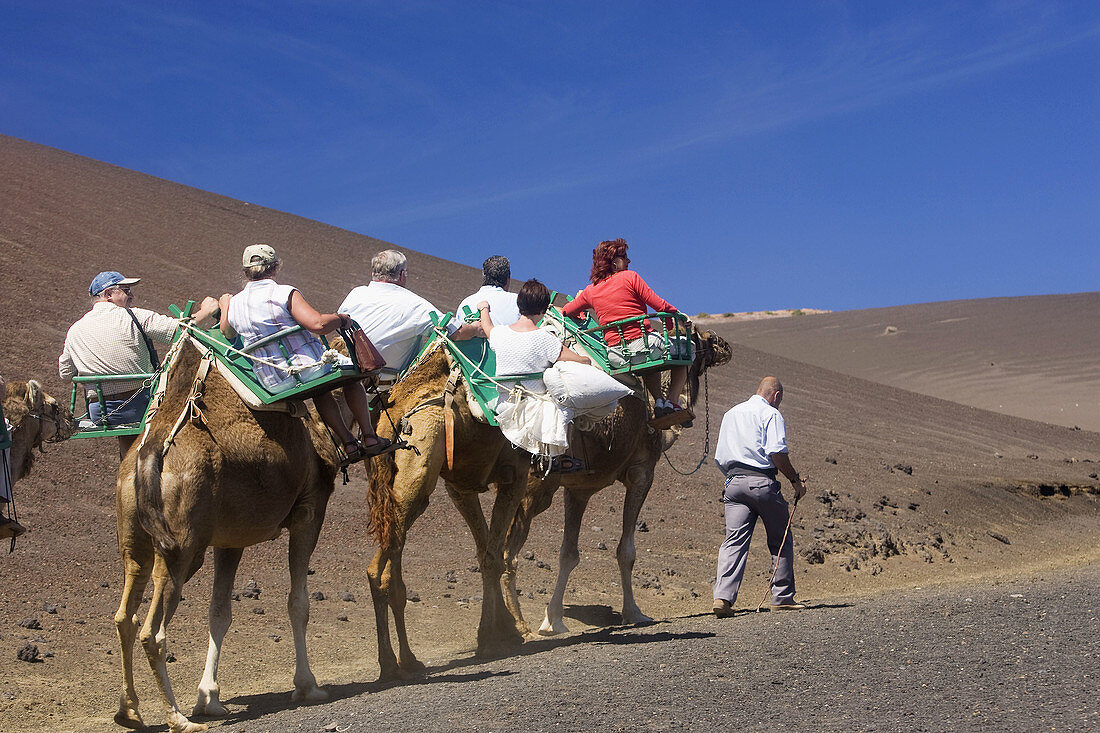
[{"x1": 26, "y1": 380, "x2": 44, "y2": 411}]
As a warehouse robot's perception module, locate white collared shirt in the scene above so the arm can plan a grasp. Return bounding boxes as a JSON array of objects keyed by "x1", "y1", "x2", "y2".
[
  {"x1": 339, "y1": 281, "x2": 457, "y2": 372},
  {"x1": 458, "y1": 285, "x2": 520, "y2": 326},
  {"x1": 714, "y1": 394, "x2": 788, "y2": 470}
]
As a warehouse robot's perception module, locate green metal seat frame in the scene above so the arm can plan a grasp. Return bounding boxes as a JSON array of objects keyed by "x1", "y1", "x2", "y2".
[
  {"x1": 545, "y1": 293, "x2": 694, "y2": 375},
  {"x1": 415, "y1": 310, "x2": 542, "y2": 427},
  {"x1": 173, "y1": 305, "x2": 376, "y2": 405}
]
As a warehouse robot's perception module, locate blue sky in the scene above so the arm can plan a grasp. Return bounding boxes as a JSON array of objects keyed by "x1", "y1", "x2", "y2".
[{"x1": 3, "y1": 1, "x2": 1098, "y2": 313}]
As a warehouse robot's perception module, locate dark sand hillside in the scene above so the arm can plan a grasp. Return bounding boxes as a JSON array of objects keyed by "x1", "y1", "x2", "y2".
[
  {"x1": 707, "y1": 294, "x2": 1100, "y2": 431},
  {"x1": 1, "y1": 136, "x2": 1097, "y2": 730}
]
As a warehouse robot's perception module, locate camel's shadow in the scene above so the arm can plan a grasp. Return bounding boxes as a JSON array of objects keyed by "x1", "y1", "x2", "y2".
[{"x1": 211, "y1": 607, "x2": 713, "y2": 727}]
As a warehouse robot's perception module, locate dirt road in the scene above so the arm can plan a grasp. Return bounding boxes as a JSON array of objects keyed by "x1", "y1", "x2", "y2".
[{"x1": 180, "y1": 564, "x2": 1097, "y2": 732}]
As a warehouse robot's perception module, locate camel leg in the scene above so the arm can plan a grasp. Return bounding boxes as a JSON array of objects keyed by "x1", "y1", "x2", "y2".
[
  {"x1": 618, "y1": 464, "x2": 655, "y2": 625},
  {"x1": 287, "y1": 513, "x2": 329, "y2": 704},
  {"x1": 446, "y1": 479, "x2": 525, "y2": 656},
  {"x1": 114, "y1": 537, "x2": 154, "y2": 729},
  {"x1": 192, "y1": 547, "x2": 243, "y2": 717},
  {"x1": 539, "y1": 489, "x2": 590, "y2": 636},
  {"x1": 140, "y1": 553, "x2": 208, "y2": 733},
  {"x1": 503, "y1": 474, "x2": 561, "y2": 636}
]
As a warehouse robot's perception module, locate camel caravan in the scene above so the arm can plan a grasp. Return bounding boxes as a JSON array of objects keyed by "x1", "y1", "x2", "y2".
[{"x1": 32, "y1": 240, "x2": 731, "y2": 732}]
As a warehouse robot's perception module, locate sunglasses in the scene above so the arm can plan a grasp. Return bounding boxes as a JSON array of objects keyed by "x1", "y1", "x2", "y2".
[{"x1": 110, "y1": 285, "x2": 133, "y2": 295}]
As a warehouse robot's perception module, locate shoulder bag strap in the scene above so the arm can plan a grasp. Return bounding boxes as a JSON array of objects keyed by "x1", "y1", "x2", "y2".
[{"x1": 126, "y1": 308, "x2": 160, "y2": 367}]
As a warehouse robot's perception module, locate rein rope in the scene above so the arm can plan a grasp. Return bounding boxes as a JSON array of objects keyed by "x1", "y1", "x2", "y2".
[{"x1": 661, "y1": 367, "x2": 711, "y2": 476}]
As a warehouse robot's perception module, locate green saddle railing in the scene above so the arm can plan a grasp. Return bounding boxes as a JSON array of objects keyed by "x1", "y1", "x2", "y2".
[
  {"x1": 546, "y1": 293, "x2": 694, "y2": 375},
  {"x1": 420, "y1": 310, "x2": 542, "y2": 427},
  {"x1": 175, "y1": 306, "x2": 376, "y2": 405},
  {"x1": 68, "y1": 301, "x2": 198, "y2": 439}
]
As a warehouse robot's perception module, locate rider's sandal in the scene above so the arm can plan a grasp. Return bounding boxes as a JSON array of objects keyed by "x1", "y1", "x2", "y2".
[
  {"x1": 360, "y1": 436, "x2": 398, "y2": 457},
  {"x1": 340, "y1": 440, "x2": 368, "y2": 467}
]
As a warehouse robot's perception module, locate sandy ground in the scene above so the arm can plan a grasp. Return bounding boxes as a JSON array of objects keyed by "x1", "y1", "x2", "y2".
[{"x1": 1, "y1": 135, "x2": 1098, "y2": 731}]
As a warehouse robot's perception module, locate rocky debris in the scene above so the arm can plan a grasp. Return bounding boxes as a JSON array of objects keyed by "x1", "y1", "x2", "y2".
[
  {"x1": 801, "y1": 543, "x2": 826, "y2": 564},
  {"x1": 407, "y1": 591, "x2": 421, "y2": 603},
  {"x1": 995, "y1": 452, "x2": 1003, "y2": 459},
  {"x1": 908, "y1": 502, "x2": 920, "y2": 511},
  {"x1": 307, "y1": 567, "x2": 316, "y2": 575},
  {"x1": 270, "y1": 634, "x2": 281, "y2": 642},
  {"x1": 841, "y1": 556, "x2": 859, "y2": 572},
  {"x1": 336, "y1": 613, "x2": 349, "y2": 622},
  {"x1": 988, "y1": 531, "x2": 1011, "y2": 545},
  {"x1": 341, "y1": 591, "x2": 355, "y2": 602},
  {"x1": 18, "y1": 618, "x2": 41, "y2": 630},
  {"x1": 231, "y1": 592, "x2": 241, "y2": 601},
  {"x1": 444, "y1": 569, "x2": 458, "y2": 584},
  {"x1": 523, "y1": 550, "x2": 535, "y2": 561},
  {"x1": 1090, "y1": 473, "x2": 1098, "y2": 479},
  {"x1": 636, "y1": 521, "x2": 649, "y2": 532},
  {"x1": 1027, "y1": 454, "x2": 1039, "y2": 460},
  {"x1": 17, "y1": 644, "x2": 40, "y2": 663},
  {"x1": 891, "y1": 464, "x2": 913, "y2": 475},
  {"x1": 825, "y1": 457, "x2": 838, "y2": 464},
  {"x1": 873, "y1": 496, "x2": 898, "y2": 511},
  {"x1": 636, "y1": 573, "x2": 662, "y2": 590},
  {"x1": 467, "y1": 565, "x2": 480, "y2": 573},
  {"x1": 596, "y1": 541, "x2": 608, "y2": 550},
  {"x1": 323, "y1": 722, "x2": 339, "y2": 732},
  {"x1": 310, "y1": 591, "x2": 325, "y2": 601},
  {"x1": 868, "y1": 563, "x2": 883, "y2": 576},
  {"x1": 100, "y1": 581, "x2": 109, "y2": 588},
  {"x1": 42, "y1": 603, "x2": 57, "y2": 614},
  {"x1": 240, "y1": 579, "x2": 261, "y2": 599},
  {"x1": 663, "y1": 567, "x2": 678, "y2": 577},
  {"x1": 166, "y1": 652, "x2": 177, "y2": 663},
  {"x1": 535, "y1": 560, "x2": 549, "y2": 569},
  {"x1": 252, "y1": 607, "x2": 265, "y2": 615}
]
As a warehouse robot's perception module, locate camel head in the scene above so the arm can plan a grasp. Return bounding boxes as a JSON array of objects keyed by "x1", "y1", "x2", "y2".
[
  {"x1": 676, "y1": 326, "x2": 732, "y2": 410},
  {"x1": 3, "y1": 379, "x2": 76, "y2": 447}
]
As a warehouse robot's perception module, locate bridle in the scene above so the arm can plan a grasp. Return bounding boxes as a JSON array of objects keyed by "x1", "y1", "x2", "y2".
[{"x1": 26, "y1": 404, "x2": 68, "y2": 444}]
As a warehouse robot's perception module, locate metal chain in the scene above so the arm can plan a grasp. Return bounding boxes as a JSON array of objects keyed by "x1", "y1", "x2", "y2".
[{"x1": 661, "y1": 369, "x2": 710, "y2": 476}]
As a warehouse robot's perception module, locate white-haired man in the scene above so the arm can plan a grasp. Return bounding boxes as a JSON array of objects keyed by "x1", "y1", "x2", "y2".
[{"x1": 340, "y1": 250, "x2": 483, "y2": 381}]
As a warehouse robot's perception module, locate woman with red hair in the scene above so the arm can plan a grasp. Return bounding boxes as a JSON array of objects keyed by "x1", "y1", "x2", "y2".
[{"x1": 562, "y1": 238, "x2": 691, "y2": 425}]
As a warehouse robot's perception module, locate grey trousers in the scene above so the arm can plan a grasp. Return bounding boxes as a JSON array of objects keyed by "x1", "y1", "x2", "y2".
[{"x1": 713, "y1": 473, "x2": 796, "y2": 605}]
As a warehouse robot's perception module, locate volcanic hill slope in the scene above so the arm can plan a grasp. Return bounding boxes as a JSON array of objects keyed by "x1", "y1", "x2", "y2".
[{"x1": 1, "y1": 135, "x2": 1097, "y2": 730}]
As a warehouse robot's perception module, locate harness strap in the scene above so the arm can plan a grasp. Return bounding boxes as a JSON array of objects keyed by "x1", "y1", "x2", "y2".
[{"x1": 162, "y1": 348, "x2": 214, "y2": 457}]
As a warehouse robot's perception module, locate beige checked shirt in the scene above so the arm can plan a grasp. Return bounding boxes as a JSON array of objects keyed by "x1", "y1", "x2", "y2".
[{"x1": 59, "y1": 302, "x2": 180, "y2": 396}]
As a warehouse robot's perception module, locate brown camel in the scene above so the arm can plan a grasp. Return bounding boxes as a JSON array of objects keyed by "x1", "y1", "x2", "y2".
[
  {"x1": 502, "y1": 327, "x2": 732, "y2": 635},
  {"x1": 366, "y1": 340, "x2": 533, "y2": 679},
  {"x1": 2, "y1": 378, "x2": 75, "y2": 483},
  {"x1": 113, "y1": 335, "x2": 341, "y2": 733}
]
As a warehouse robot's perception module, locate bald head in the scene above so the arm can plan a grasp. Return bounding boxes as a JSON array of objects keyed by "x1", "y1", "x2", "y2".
[{"x1": 756, "y1": 376, "x2": 783, "y2": 407}]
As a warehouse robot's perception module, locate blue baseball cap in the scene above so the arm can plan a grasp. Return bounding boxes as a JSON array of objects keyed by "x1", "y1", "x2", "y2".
[{"x1": 89, "y1": 271, "x2": 141, "y2": 296}]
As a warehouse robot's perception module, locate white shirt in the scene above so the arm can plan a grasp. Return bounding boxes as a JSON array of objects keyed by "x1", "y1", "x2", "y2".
[
  {"x1": 227, "y1": 279, "x2": 328, "y2": 392},
  {"x1": 458, "y1": 285, "x2": 520, "y2": 326},
  {"x1": 59, "y1": 302, "x2": 180, "y2": 395},
  {"x1": 714, "y1": 394, "x2": 788, "y2": 470},
  {"x1": 339, "y1": 281, "x2": 458, "y2": 372},
  {"x1": 488, "y1": 326, "x2": 563, "y2": 395}
]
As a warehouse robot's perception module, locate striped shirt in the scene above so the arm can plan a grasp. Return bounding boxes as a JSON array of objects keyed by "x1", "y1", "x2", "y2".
[
  {"x1": 227, "y1": 280, "x2": 329, "y2": 393},
  {"x1": 59, "y1": 302, "x2": 179, "y2": 395}
]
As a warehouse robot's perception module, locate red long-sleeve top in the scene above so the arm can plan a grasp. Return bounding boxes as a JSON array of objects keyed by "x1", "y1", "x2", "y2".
[{"x1": 561, "y1": 269, "x2": 678, "y2": 346}]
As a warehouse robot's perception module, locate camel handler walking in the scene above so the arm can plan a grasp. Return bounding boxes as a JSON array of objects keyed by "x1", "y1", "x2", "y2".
[
  {"x1": 712, "y1": 376, "x2": 807, "y2": 617},
  {"x1": 59, "y1": 270, "x2": 221, "y2": 459}
]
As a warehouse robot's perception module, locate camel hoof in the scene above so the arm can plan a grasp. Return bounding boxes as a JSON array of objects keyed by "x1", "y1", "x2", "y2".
[
  {"x1": 167, "y1": 713, "x2": 208, "y2": 733},
  {"x1": 191, "y1": 699, "x2": 228, "y2": 718},
  {"x1": 399, "y1": 657, "x2": 427, "y2": 675},
  {"x1": 114, "y1": 706, "x2": 144, "y2": 730},
  {"x1": 621, "y1": 610, "x2": 654, "y2": 626},
  {"x1": 538, "y1": 615, "x2": 569, "y2": 636},
  {"x1": 291, "y1": 685, "x2": 329, "y2": 704}
]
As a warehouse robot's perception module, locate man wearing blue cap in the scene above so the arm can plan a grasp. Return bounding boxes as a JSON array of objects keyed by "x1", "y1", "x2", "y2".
[{"x1": 59, "y1": 271, "x2": 219, "y2": 457}]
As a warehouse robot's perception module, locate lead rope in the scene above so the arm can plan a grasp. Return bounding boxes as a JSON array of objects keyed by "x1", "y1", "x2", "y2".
[{"x1": 661, "y1": 369, "x2": 710, "y2": 476}]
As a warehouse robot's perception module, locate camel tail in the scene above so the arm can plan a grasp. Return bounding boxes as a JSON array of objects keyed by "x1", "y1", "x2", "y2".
[
  {"x1": 366, "y1": 451, "x2": 399, "y2": 549},
  {"x1": 134, "y1": 446, "x2": 179, "y2": 556}
]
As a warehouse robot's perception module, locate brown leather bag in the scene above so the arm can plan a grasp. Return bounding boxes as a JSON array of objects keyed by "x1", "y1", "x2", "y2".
[{"x1": 339, "y1": 317, "x2": 385, "y2": 373}]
